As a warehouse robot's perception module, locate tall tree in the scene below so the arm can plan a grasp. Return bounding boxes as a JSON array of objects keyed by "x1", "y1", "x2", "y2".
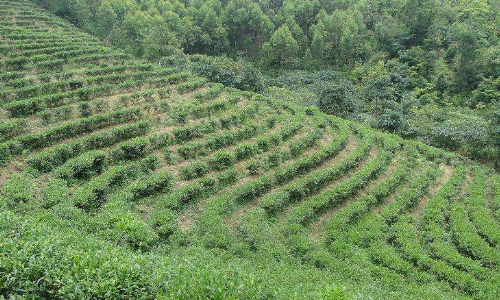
[
  {"x1": 452, "y1": 23, "x2": 482, "y2": 92},
  {"x1": 96, "y1": 1, "x2": 117, "y2": 39},
  {"x1": 261, "y1": 25, "x2": 299, "y2": 67}
]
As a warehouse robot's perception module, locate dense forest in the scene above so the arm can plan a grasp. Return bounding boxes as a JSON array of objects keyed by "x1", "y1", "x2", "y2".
[{"x1": 34, "y1": 0, "x2": 500, "y2": 167}]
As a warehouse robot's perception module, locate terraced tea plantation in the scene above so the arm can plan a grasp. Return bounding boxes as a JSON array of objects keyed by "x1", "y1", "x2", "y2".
[{"x1": 1, "y1": 1, "x2": 500, "y2": 299}]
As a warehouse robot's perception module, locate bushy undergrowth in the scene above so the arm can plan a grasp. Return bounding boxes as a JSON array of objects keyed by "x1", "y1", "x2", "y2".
[{"x1": 0, "y1": 211, "x2": 351, "y2": 300}]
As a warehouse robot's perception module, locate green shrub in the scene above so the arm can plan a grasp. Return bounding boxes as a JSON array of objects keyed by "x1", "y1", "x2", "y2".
[
  {"x1": 73, "y1": 155, "x2": 159, "y2": 212},
  {"x1": 260, "y1": 139, "x2": 372, "y2": 215},
  {"x1": 246, "y1": 159, "x2": 261, "y2": 175},
  {"x1": 173, "y1": 123, "x2": 203, "y2": 142},
  {"x1": 235, "y1": 143, "x2": 257, "y2": 160},
  {"x1": 176, "y1": 77, "x2": 206, "y2": 93},
  {"x1": 163, "y1": 149, "x2": 179, "y2": 165},
  {"x1": 177, "y1": 141, "x2": 208, "y2": 160},
  {"x1": 118, "y1": 171, "x2": 173, "y2": 202},
  {"x1": 289, "y1": 131, "x2": 321, "y2": 157},
  {"x1": 266, "y1": 148, "x2": 291, "y2": 167},
  {"x1": 55, "y1": 150, "x2": 106, "y2": 181},
  {"x1": 0, "y1": 118, "x2": 27, "y2": 142},
  {"x1": 208, "y1": 151, "x2": 236, "y2": 171},
  {"x1": 98, "y1": 209, "x2": 159, "y2": 251},
  {"x1": 185, "y1": 55, "x2": 263, "y2": 92},
  {"x1": 216, "y1": 168, "x2": 239, "y2": 186},
  {"x1": 149, "y1": 208, "x2": 179, "y2": 239},
  {"x1": 449, "y1": 203, "x2": 500, "y2": 266},
  {"x1": 15, "y1": 107, "x2": 142, "y2": 150},
  {"x1": 1, "y1": 173, "x2": 33, "y2": 207},
  {"x1": 148, "y1": 132, "x2": 174, "y2": 150},
  {"x1": 160, "y1": 169, "x2": 237, "y2": 209},
  {"x1": 180, "y1": 161, "x2": 210, "y2": 180},
  {"x1": 25, "y1": 121, "x2": 150, "y2": 172},
  {"x1": 177, "y1": 123, "x2": 260, "y2": 160},
  {"x1": 193, "y1": 83, "x2": 224, "y2": 101},
  {"x1": 40, "y1": 179, "x2": 69, "y2": 209},
  {"x1": 256, "y1": 136, "x2": 273, "y2": 152},
  {"x1": 161, "y1": 177, "x2": 217, "y2": 208},
  {"x1": 110, "y1": 137, "x2": 149, "y2": 161},
  {"x1": 325, "y1": 159, "x2": 413, "y2": 245}
]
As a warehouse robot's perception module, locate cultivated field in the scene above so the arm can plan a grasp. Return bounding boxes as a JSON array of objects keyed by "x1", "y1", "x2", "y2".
[{"x1": 1, "y1": 1, "x2": 500, "y2": 299}]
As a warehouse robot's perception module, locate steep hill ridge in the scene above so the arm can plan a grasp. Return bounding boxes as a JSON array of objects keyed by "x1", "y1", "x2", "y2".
[{"x1": 1, "y1": 1, "x2": 500, "y2": 299}]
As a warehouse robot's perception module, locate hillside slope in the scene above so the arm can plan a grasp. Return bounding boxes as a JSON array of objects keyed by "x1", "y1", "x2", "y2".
[{"x1": 1, "y1": 1, "x2": 500, "y2": 299}]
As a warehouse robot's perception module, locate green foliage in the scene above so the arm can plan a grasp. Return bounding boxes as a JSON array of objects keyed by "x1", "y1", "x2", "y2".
[
  {"x1": 180, "y1": 161, "x2": 210, "y2": 180},
  {"x1": 6, "y1": 107, "x2": 142, "y2": 153},
  {"x1": 430, "y1": 110, "x2": 489, "y2": 151},
  {"x1": 118, "y1": 171, "x2": 173, "y2": 203},
  {"x1": 1, "y1": 208, "x2": 336, "y2": 299},
  {"x1": 246, "y1": 159, "x2": 261, "y2": 175},
  {"x1": 266, "y1": 148, "x2": 291, "y2": 168},
  {"x1": 0, "y1": 118, "x2": 27, "y2": 142},
  {"x1": 3, "y1": 2, "x2": 500, "y2": 299},
  {"x1": 110, "y1": 137, "x2": 149, "y2": 161},
  {"x1": 55, "y1": 150, "x2": 106, "y2": 181},
  {"x1": 260, "y1": 137, "x2": 372, "y2": 215},
  {"x1": 25, "y1": 121, "x2": 150, "y2": 172},
  {"x1": 235, "y1": 143, "x2": 257, "y2": 160},
  {"x1": 176, "y1": 77, "x2": 207, "y2": 93},
  {"x1": 40, "y1": 179, "x2": 69, "y2": 209},
  {"x1": 262, "y1": 25, "x2": 299, "y2": 67},
  {"x1": 316, "y1": 80, "x2": 359, "y2": 116},
  {"x1": 1, "y1": 173, "x2": 34, "y2": 207},
  {"x1": 164, "y1": 55, "x2": 263, "y2": 92},
  {"x1": 96, "y1": 206, "x2": 160, "y2": 251},
  {"x1": 149, "y1": 208, "x2": 178, "y2": 239},
  {"x1": 172, "y1": 121, "x2": 210, "y2": 142},
  {"x1": 72, "y1": 155, "x2": 159, "y2": 212},
  {"x1": 208, "y1": 151, "x2": 236, "y2": 171}
]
